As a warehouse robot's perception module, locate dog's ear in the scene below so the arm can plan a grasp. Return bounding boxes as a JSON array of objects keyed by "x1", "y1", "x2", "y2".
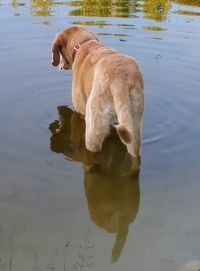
[{"x1": 51, "y1": 40, "x2": 60, "y2": 66}]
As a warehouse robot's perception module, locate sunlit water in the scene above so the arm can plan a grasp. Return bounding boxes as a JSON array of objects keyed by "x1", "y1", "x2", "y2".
[{"x1": 0, "y1": 0, "x2": 200, "y2": 270}]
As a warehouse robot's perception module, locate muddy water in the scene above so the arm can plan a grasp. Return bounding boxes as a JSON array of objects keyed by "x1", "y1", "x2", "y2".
[{"x1": 0, "y1": 0, "x2": 200, "y2": 270}]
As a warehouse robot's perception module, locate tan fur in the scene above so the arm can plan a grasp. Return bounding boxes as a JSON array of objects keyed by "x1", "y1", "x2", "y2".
[{"x1": 51, "y1": 26, "x2": 144, "y2": 157}]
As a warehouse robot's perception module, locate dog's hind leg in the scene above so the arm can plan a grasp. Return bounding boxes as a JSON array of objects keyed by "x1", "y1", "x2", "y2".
[{"x1": 85, "y1": 88, "x2": 111, "y2": 153}]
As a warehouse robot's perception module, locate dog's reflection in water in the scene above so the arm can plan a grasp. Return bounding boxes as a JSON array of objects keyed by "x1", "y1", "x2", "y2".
[{"x1": 49, "y1": 106, "x2": 140, "y2": 263}]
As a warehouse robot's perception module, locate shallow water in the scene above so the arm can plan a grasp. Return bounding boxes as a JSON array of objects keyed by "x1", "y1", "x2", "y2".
[{"x1": 0, "y1": 0, "x2": 200, "y2": 270}]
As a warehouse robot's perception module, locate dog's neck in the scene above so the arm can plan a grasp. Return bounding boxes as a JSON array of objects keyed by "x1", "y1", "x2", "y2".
[{"x1": 72, "y1": 39, "x2": 91, "y2": 62}]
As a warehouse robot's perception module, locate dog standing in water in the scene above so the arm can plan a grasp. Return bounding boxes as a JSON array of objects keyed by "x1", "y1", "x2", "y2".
[{"x1": 51, "y1": 26, "x2": 144, "y2": 158}]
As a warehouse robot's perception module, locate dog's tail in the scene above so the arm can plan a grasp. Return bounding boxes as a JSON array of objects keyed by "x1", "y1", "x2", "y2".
[
  {"x1": 111, "y1": 81, "x2": 143, "y2": 157},
  {"x1": 112, "y1": 82, "x2": 133, "y2": 144},
  {"x1": 115, "y1": 124, "x2": 132, "y2": 144}
]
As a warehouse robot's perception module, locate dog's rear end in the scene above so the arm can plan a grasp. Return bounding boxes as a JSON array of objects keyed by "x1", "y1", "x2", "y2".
[{"x1": 85, "y1": 55, "x2": 144, "y2": 158}]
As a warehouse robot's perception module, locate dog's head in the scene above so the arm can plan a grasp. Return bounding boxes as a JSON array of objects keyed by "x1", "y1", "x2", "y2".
[{"x1": 51, "y1": 26, "x2": 97, "y2": 70}]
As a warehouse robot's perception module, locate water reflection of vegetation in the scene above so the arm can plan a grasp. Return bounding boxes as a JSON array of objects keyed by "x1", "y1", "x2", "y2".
[
  {"x1": 49, "y1": 106, "x2": 140, "y2": 263},
  {"x1": 173, "y1": 0, "x2": 200, "y2": 7},
  {"x1": 71, "y1": 20, "x2": 108, "y2": 27},
  {"x1": 174, "y1": 10, "x2": 200, "y2": 16},
  {"x1": 68, "y1": 0, "x2": 139, "y2": 18},
  {"x1": 10, "y1": 0, "x2": 200, "y2": 21},
  {"x1": 30, "y1": 0, "x2": 54, "y2": 16},
  {"x1": 67, "y1": 0, "x2": 172, "y2": 21},
  {"x1": 67, "y1": 0, "x2": 200, "y2": 21},
  {"x1": 11, "y1": 0, "x2": 25, "y2": 7},
  {"x1": 71, "y1": 20, "x2": 135, "y2": 29},
  {"x1": 143, "y1": 25, "x2": 166, "y2": 31},
  {"x1": 143, "y1": 0, "x2": 171, "y2": 21}
]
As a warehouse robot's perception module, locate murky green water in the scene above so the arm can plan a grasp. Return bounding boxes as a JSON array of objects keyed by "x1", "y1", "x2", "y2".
[{"x1": 0, "y1": 0, "x2": 200, "y2": 270}]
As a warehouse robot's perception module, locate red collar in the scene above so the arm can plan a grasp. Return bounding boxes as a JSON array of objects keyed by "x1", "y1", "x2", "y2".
[{"x1": 72, "y1": 39, "x2": 91, "y2": 62}]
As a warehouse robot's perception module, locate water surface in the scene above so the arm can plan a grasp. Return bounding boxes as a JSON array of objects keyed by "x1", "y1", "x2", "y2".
[{"x1": 0, "y1": 0, "x2": 200, "y2": 270}]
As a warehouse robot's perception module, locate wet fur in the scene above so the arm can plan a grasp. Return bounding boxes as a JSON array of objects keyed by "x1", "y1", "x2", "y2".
[{"x1": 51, "y1": 26, "x2": 144, "y2": 157}]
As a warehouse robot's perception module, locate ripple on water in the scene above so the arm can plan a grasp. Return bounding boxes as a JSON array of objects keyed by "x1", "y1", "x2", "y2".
[{"x1": 143, "y1": 86, "x2": 198, "y2": 159}]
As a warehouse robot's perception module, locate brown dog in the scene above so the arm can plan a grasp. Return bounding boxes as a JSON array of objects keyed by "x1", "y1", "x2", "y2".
[{"x1": 51, "y1": 26, "x2": 144, "y2": 157}]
